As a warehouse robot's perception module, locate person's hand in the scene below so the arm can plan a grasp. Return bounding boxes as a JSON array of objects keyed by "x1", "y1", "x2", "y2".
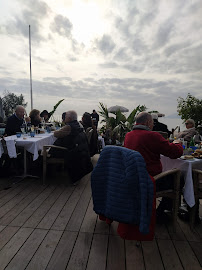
[
  {"x1": 25, "y1": 116, "x2": 31, "y2": 123},
  {"x1": 173, "y1": 139, "x2": 182, "y2": 145}
]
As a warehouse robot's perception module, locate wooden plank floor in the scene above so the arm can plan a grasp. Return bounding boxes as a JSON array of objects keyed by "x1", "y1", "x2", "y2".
[{"x1": 0, "y1": 155, "x2": 201, "y2": 270}]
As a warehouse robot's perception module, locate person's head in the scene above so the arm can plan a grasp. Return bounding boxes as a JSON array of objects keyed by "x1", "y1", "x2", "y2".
[
  {"x1": 62, "y1": 112, "x2": 66, "y2": 122},
  {"x1": 65, "y1": 110, "x2": 77, "y2": 123},
  {"x1": 185, "y1": 119, "x2": 195, "y2": 129},
  {"x1": 15, "y1": 105, "x2": 25, "y2": 119},
  {"x1": 136, "y1": 112, "x2": 154, "y2": 130},
  {"x1": 29, "y1": 109, "x2": 41, "y2": 121},
  {"x1": 92, "y1": 109, "x2": 96, "y2": 114},
  {"x1": 40, "y1": 110, "x2": 49, "y2": 121},
  {"x1": 82, "y1": 112, "x2": 92, "y2": 127},
  {"x1": 151, "y1": 113, "x2": 158, "y2": 122}
]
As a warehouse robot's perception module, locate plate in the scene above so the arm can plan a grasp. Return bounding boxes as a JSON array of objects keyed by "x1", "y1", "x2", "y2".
[{"x1": 180, "y1": 156, "x2": 195, "y2": 160}]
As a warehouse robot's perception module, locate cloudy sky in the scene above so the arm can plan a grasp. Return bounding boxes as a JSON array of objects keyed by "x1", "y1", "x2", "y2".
[{"x1": 0, "y1": 0, "x2": 201, "y2": 129}]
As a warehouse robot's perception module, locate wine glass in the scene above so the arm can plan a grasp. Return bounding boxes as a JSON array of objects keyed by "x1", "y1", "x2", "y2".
[{"x1": 20, "y1": 125, "x2": 25, "y2": 134}]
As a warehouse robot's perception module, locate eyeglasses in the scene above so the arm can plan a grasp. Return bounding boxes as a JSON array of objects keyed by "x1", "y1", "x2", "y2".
[{"x1": 185, "y1": 122, "x2": 189, "y2": 125}]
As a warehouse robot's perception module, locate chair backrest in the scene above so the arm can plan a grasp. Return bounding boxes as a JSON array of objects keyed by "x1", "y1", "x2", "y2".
[
  {"x1": 91, "y1": 146, "x2": 154, "y2": 234},
  {"x1": 85, "y1": 127, "x2": 98, "y2": 156},
  {"x1": 86, "y1": 127, "x2": 94, "y2": 144},
  {"x1": 192, "y1": 169, "x2": 202, "y2": 197}
]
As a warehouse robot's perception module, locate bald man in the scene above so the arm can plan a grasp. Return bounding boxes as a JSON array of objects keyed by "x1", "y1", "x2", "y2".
[
  {"x1": 124, "y1": 112, "x2": 183, "y2": 218},
  {"x1": 5, "y1": 105, "x2": 30, "y2": 136}
]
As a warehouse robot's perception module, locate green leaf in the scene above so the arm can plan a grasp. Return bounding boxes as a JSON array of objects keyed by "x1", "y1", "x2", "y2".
[{"x1": 49, "y1": 99, "x2": 64, "y2": 118}]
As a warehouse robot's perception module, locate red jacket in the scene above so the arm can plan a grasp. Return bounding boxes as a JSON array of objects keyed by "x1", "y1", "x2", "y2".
[{"x1": 124, "y1": 129, "x2": 183, "y2": 176}]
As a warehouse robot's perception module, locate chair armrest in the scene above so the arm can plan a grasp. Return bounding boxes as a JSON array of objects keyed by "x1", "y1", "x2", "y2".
[
  {"x1": 43, "y1": 145, "x2": 68, "y2": 151},
  {"x1": 154, "y1": 168, "x2": 181, "y2": 191},
  {"x1": 192, "y1": 169, "x2": 202, "y2": 175},
  {"x1": 154, "y1": 168, "x2": 180, "y2": 181}
]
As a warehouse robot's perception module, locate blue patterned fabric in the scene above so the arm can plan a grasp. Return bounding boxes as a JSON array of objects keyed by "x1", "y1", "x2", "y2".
[{"x1": 91, "y1": 146, "x2": 154, "y2": 234}]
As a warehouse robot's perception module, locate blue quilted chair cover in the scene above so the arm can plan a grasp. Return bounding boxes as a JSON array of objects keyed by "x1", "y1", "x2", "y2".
[{"x1": 91, "y1": 146, "x2": 154, "y2": 234}]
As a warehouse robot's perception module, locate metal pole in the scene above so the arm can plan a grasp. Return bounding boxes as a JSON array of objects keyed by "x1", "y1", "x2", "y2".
[{"x1": 29, "y1": 25, "x2": 33, "y2": 110}]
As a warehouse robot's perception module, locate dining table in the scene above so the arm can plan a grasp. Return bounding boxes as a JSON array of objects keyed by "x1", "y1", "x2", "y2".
[
  {"x1": 0, "y1": 132, "x2": 56, "y2": 178},
  {"x1": 160, "y1": 155, "x2": 202, "y2": 207}
]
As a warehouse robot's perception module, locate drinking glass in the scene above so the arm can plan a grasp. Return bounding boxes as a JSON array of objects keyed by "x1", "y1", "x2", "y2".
[{"x1": 20, "y1": 126, "x2": 25, "y2": 134}]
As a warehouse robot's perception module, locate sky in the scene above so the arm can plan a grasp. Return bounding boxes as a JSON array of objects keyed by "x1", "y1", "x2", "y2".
[{"x1": 0, "y1": 0, "x2": 202, "y2": 130}]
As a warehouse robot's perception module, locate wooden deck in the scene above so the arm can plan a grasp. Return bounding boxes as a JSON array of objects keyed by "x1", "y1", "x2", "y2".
[{"x1": 0, "y1": 155, "x2": 201, "y2": 270}]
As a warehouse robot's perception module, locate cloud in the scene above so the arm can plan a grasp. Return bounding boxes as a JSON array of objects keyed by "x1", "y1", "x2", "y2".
[
  {"x1": 99, "y1": 62, "x2": 118, "y2": 68},
  {"x1": 50, "y1": 15, "x2": 73, "y2": 38},
  {"x1": 3, "y1": 0, "x2": 50, "y2": 42},
  {"x1": 164, "y1": 42, "x2": 191, "y2": 57},
  {"x1": 95, "y1": 34, "x2": 116, "y2": 55},
  {"x1": 154, "y1": 18, "x2": 174, "y2": 48}
]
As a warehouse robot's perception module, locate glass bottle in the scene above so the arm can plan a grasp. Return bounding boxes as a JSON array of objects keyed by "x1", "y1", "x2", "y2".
[{"x1": 189, "y1": 137, "x2": 195, "y2": 147}]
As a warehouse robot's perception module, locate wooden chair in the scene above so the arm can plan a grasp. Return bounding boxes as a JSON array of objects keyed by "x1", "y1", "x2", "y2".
[
  {"x1": 189, "y1": 169, "x2": 202, "y2": 229},
  {"x1": 154, "y1": 168, "x2": 181, "y2": 232},
  {"x1": 43, "y1": 145, "x2": 69, "y2": 185}
]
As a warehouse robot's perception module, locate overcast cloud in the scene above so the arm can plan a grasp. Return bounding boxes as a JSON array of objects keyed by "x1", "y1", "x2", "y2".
[{"x1": 0, "y1": 0, "x2": 201, "y2": 129}]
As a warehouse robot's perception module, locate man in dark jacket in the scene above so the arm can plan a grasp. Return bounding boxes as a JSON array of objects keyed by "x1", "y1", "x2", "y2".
[
  {"x1": 5, "y1": 105, "x2": 30, "y2": 136},
  {"x1": 49, "y1": 110, "x2": 93, "y2": 182},
  {"x1": 152, "y1": 113, "x2": 172, "y2": 137}
]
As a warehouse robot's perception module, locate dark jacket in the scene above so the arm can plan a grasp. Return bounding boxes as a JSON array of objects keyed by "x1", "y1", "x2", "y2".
[
  {"x1": 30, "y1": 117, "x2": 41, "y2": 127},
  {"x1": 153, "y1": 119, "x2": 171, "y2": 136},
  {"x1": 5, "y1": 114, "x2": 24, "y2": 136},
  {"x1": 50, "y1": 120, "x2": 93, "y2": 182}
]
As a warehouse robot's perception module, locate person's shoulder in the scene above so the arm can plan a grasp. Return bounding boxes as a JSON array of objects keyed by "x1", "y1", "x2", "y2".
[{"x1": 7, "y1": 114, "x2": 16, "y2": 122}]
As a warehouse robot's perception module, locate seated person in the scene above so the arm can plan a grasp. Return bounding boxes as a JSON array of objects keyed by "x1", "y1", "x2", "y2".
[
  {"x1": 5, "y1": 105, "x2": 30, "y2": 136},
  {"x1": 124, "y1": 112, "x2": 183, "y2": 218},
  {"x1": 0, "y1": 116, "x2": 6, "y2": 128},
  {"x1": 49, "y1": 110, "x2": 93, "y2": 182},
  {"x1": 177, "y1": 119, "x2": 198, "y2": 143},
  {"x1": 29, "y1": 109, "x2": 41, "y2": 127},
  {"x1": 80, "y1": 112, "x2": 98, "y2": 157},
  {"x1": 40, "y1": 110, "x2": 50, "y2": 123},
  {"x1": 152, "y1": 113, "x2": 172, "y2": 136}
]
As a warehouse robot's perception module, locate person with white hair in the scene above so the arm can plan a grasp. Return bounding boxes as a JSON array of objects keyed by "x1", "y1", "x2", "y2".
[
  {"x1": 5, "y1": 105, "x2": 30, "y2": 136},
  {"x1": 177, "y1": 119, "x2": 198, "y2": 143},
  {"x1": 49, "y1": 110, "x2": 93, "y2": 183},
  {"x1": 151, "y1": 113, "x2": 172, "y2": 136},
  {"x1": 124, "y1": 112, "x2": 183, "y2": 220}
]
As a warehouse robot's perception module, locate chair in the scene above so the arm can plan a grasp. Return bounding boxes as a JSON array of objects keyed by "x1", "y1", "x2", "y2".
[
  {"x1": 154, "y1": 168, "x2": 181, "y2": 232},
  {"x1": 189, "y1": 169, "x2": 202, "y2": 229},
  {"x1": 43, "y1": 145, "x2": 69, "y2": 185},
  {"x1": 91, "y1": 146, "x2": 181, "y2": 235}
]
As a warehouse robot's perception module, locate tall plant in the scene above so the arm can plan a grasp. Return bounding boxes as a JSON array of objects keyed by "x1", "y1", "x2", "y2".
[
  {"x1": 98, "y1": 102, "x2": 147, "y2": 144},
  {"x1": 49, "y1": 99, "x2": 64, "y2": 121}
]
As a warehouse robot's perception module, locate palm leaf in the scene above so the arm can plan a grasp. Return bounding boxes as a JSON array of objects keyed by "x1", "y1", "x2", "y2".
[{"x1": 49, "y1": 99, "x2": 64, "y2": 118}]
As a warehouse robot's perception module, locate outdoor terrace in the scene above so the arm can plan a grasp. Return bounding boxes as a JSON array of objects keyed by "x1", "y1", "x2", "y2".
[{"x1": 0, "y1": 155, "x2": 201, "y2": 270}]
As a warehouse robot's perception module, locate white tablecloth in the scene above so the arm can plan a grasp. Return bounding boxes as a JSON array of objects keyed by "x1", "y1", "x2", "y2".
[
  {"x1": 0, "y1": 133, "x2": 56, "y2": 161},
  {"x1": 16, "y1": 133, "x2": 56, "y2": 161},
  {"x1": 161, "y1": 155, "x2": 202, "y2": 207}
]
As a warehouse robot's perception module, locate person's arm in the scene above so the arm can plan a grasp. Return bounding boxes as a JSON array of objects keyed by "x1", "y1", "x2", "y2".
[
  {"x1": 183, "y1": 129, "x2": 197, "y2": 142},
  {"x1": 54, "y1": 125, "x2": 71, "y2": 138},
  {"x1": 151, "y1": 132, "x2": 183, "y2": 158}
]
